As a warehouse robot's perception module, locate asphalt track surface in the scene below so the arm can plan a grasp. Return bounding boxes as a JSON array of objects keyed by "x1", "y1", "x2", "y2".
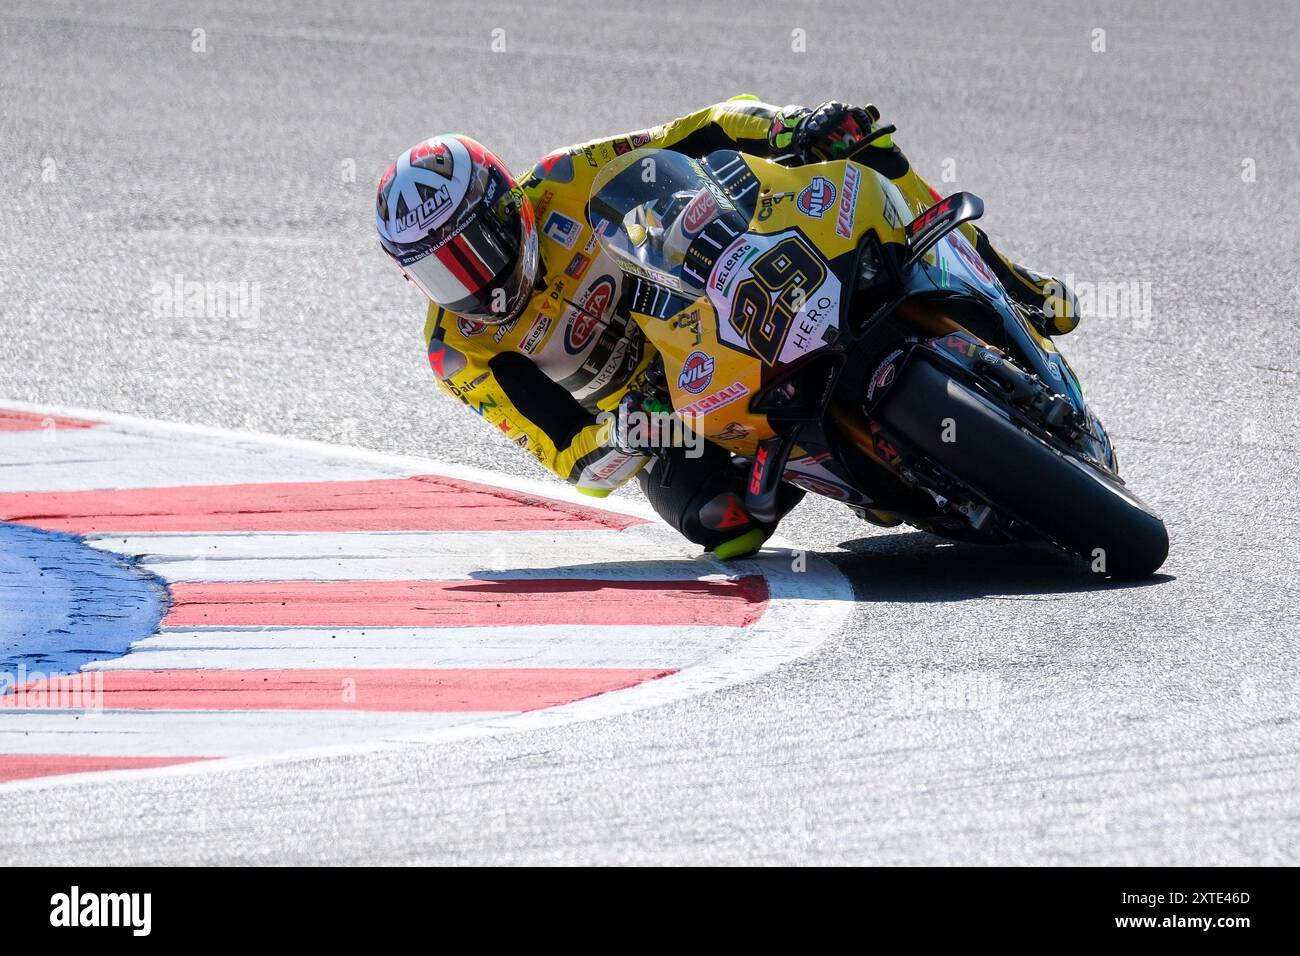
[{"x1": 1, "y1": 0, "x2": 1298, "y2": 864}]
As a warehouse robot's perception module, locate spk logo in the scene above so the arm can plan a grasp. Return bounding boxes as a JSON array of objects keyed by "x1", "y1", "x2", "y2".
[
  {"x1": 797, "y1": 176, "x2": 837, "y2": 217},
  {"x1": 565, "y1": 275, "x2": 616, "y2": 354},
  {"x1": 677, "y1": 350, "x2": 716, "y2": 394}
]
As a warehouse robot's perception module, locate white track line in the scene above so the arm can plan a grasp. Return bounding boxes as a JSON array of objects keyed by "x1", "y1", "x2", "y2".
[
  {"x1": 0, "y1": 710, "x2": 509, "y2": 758},
  {"x1": 86, "y1": 529, "x2": 726, "y2": 582},
  {"x1": 84, "y1": 625, "x2": 743, "y2": 670},
  {"x1": 0, "y1": 428, "x2": 395, "y2": 492},
  {"x1": 0, "y1": 400, "x2": 855, "y2": 792}
]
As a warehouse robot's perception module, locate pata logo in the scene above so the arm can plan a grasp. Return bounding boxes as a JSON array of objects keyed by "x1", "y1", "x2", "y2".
[{"x1": 49, "y1": 886, "x2": 151, "y2": 937}]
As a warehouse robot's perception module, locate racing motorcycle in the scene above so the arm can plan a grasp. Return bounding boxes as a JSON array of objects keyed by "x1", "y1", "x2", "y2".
[{"x1": 586, "y1": 138, "x2": 1168, "y2": 578}]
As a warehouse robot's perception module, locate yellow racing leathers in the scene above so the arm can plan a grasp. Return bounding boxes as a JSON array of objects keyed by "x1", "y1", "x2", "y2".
[
  {"x1": 421, "y1": 97, "x2": 1076, "y2": 549},
  {"x1": 423, "y1": 98, "x2": 800, "y2": 498}
]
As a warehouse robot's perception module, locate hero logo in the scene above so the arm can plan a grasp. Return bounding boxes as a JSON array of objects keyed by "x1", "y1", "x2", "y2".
[
  {"x1": 565, "y1": 275, "x2": 616, "y2": 354},
  {"x1": 677, "y1": 350, "x2": 715, "y2": 394},
  {"x1": 797, "y1": 176, "x2": 837, "y2": 217},
  {"x1": 682, "y1": 189, "x2": 719, "y2": 234}
]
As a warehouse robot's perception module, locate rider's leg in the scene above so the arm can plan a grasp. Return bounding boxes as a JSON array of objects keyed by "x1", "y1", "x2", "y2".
[
  {"x1": 636, "y1": 442, "x2": 805, "y2": 559},
  {"x1": 853, "y1": 127, "x2": 1081, "y2": 335}
]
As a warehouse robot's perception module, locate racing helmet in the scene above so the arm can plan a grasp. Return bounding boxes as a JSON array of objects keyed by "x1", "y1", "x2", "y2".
[{"x1": 376, "y1": 135, "x2": 538, "y2": 324}]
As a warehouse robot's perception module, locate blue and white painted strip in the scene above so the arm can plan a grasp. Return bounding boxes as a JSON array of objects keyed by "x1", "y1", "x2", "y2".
[{"x1": 0, "y1": 401, "x2": 853, "y2": 789}]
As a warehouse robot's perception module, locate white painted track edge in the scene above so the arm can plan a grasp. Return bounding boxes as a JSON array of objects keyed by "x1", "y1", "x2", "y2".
[{"x1": 0, "y1": 400, "x2": 855, "y2": 792}]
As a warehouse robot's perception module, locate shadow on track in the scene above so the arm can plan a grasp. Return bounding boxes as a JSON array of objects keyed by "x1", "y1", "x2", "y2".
[
  {"x1": 460, "y1": 531, "x2": 1173, "y2": 607},
  {"x1": 831, "y1": 530, "x2": 1174, "y2": 603}
]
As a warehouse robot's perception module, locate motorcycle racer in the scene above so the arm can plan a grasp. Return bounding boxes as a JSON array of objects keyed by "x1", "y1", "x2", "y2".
[{"x1": 375, "y1": 98, "x2": 1079, "y2": 558}]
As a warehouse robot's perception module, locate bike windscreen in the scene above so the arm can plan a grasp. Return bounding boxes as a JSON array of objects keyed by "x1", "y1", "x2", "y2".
[{"x1": 588, "y1": 148, "x2": 751, "y2": 293}]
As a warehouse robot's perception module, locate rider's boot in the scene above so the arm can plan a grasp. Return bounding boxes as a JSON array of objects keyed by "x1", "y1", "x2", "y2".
[
  {"x1": 636, "y1": 444, "x2": 805, "y2": 560},
  {"x1": 967, "y1": 227, "x2": 1082, "y2": 337}
]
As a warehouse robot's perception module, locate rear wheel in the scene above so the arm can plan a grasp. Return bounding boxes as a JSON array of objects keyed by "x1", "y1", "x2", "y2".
[{"x1": 876, "y1": 358, "x2": 1168, "y2": 578}]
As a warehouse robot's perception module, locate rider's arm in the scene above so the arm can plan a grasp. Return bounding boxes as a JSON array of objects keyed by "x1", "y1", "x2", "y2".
[
  {"x1": 638, "y1": 98, "x2": 896, "y2": 169},
  {"x1": 573, "y1": 97, "x2": 800, "y2": 166},
  {"x1": 424, "y1": 307, "x2": 646, "y2": 496},
  {"x1": 642, "y1": 97, "x2": 794, "y2": 158}
]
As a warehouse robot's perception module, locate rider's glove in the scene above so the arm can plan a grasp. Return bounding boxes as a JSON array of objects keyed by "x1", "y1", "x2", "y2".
[
  {"x1": 609, "y1": 389, "x2": 676, "y2": 456},
  {"x1": 771, "y1": 101, "x2": 881, "y2": 163}
]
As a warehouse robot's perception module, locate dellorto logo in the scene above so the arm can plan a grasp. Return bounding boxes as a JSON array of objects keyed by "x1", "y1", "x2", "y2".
[{"x1": 710, "y1": 237, "x2": 757, "y2": 296}]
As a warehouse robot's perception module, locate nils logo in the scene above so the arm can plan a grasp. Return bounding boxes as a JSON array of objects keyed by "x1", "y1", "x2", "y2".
[
  {"x1": 565, "y1": 275, "x2": 616, "y2": 354},
  {"x1": 797, "y1": 176, "x2": 837, "y2": 217},
  {"x1": 457, "y1": 316, "x2": 487, "y2": 337},
  {"x1": 677, "y1": 350, "x2": 716, "y2": 394}
]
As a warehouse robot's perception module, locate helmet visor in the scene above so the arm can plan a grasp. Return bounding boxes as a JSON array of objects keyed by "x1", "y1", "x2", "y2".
[{"x1": 398, "y1": 185, "x2": 538, "y2": 324}]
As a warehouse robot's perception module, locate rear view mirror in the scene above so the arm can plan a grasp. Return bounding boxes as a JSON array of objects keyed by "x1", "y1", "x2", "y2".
[{"x1": 904, "y1": 191, "x2": 985, "y2": 267}]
